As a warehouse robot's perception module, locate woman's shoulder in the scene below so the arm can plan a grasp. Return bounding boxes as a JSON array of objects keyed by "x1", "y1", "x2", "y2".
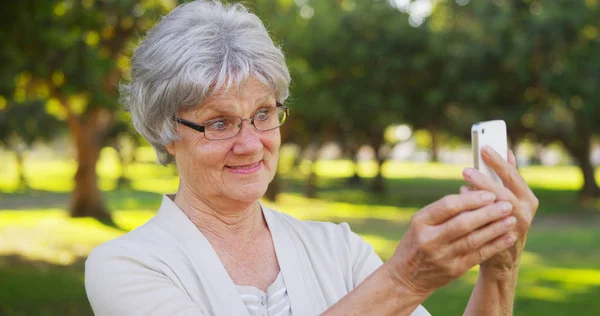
[
  {"x1": 88, "y1": 195, "x2": 194, "y2": 262},
  {"x1": 264, "y1": 205, "x2": 384, "y2": 288},
  {"x1": 265, "y1": 205, "x2": 353, "y2": 237},
  {"x1": 262, "y1": 205, "x2": 366, "y2": 254},
  {"x1": 87, "y1": 216, "x2": 167, "y2": 264}
]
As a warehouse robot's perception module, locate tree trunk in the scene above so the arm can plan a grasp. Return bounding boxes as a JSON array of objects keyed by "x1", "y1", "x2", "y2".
[
  {"x1": 346, "y1": 146, "x2": 363, "y2": 186},
  {"x1": 15, "y1": 147, "x2": 28, "y2": 191},
  {"x1": 69, "y1": 110, "x2": 112, "y2": 220},
  {"x1": 264, "y1": 172, "x2": 281, "y2": 201},
  {"x1": 561, "y1": 129, "x2": 600, "y2": 202},
  {"x1": 531, "y1": 144, "x2": 543, "y2": 165},
  {"x1": 369, "y1": 130, "x2": 386, "y2": 194},
  {"x1": 371, "y1": 155, "x2": 386, "y2": 194},
  {"x1": 430, "y1": 128, "x2": 439, "y2": 163},
  {"x1": 113, "y1": 142, "x2": 130, "y2": 189},
  {"x1": 306, "y1": 163, "x2": 317, "y2": 198},
  {"x1": 303, "y1": 144, "x2": 320, "y2": 198},
  {"x1": 577, "y1": 152, "x2": 600, "y2": 201}
]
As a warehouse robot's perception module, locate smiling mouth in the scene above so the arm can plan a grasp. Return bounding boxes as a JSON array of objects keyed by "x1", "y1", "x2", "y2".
[{"x1": 226, "y1": 161, "x2": 262, "y2": 173}]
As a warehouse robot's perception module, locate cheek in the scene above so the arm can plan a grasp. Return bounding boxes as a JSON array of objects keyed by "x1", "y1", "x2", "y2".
[
  {"x1": 263, "y1": 130, "x2": 281, "y2": 152},
  {"x1": 187, "y1": 140, "x2": 229, "y2": 172}
]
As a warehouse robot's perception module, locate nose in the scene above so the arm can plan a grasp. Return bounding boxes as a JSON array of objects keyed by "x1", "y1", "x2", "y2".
[{"x1": 231, "y1": 119, "x2": 263, "y2": 155}]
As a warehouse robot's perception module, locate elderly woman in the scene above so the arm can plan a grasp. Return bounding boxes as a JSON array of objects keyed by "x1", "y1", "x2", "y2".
[{"x1": 85, "y1": 1, "x2": 538, "y2": 315}]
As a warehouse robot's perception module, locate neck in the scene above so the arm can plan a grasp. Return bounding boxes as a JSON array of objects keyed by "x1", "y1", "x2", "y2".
[{"x1": 173, "y1": 185, "x2": 265, "y2": 243}]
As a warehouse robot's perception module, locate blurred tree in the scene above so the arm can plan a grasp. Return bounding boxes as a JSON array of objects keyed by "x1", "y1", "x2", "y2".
[
  {"x1": 430, "y1": 0, "x2": 600, "y2": 201},
  {"x1": 0, "y1": 100, "x2": 65, "y2": 191},
  {"x1": 275, "y1": 0, "x2": 422, "y2": 194},
  {"x1": 0, "y1": 0, "x2": 176, "y2": 219}
]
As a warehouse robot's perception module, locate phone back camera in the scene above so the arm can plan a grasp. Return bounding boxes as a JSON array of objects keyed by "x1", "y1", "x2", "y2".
[{"x1": 482, "y1": 129, "x2": 485, "y2": 134}]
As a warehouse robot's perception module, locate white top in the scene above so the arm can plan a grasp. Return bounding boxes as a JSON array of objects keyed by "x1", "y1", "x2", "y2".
[
  {"x1": 85, "y1": 194, "x2": 430, "y2": 315},
  {"x1": 236, "y1": 272, "x2": 291, "y2": 316}
]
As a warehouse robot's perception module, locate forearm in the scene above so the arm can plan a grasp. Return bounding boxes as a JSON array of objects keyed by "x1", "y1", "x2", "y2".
[
  {"x1": 463, "y1": 267, "x2": 519, "y2": 316},
  {"x1": 322, "y1": 262, "x2": 428, "y2": 316}
]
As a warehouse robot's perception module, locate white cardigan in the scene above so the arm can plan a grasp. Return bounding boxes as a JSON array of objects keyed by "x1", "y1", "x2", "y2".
[{"x1": 85, "y1": 195, "x2": 430, "y2": 315}]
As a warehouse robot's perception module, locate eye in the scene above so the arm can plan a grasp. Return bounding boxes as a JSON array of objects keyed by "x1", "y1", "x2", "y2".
[
  {"x1": 205, "y1": 118, "x2": 231, "y2": 131},
  {"x1": 254, "y1": 109, "x2": 271, "y2": 121}
]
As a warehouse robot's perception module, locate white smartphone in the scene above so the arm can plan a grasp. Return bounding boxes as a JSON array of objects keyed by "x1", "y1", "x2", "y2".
[{"x1": 471, "y1": 120, "x2": 508, "y2": 184}]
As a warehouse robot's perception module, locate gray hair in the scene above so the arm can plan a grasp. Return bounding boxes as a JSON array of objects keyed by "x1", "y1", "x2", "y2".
[{"x1": 121, "y1": 0, "x2": 291, "y2": 165}]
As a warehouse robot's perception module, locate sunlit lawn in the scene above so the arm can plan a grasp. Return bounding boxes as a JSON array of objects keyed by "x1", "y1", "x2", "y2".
[{"x1": 1, "y1": 148, "x2": 600, "y2": 315}]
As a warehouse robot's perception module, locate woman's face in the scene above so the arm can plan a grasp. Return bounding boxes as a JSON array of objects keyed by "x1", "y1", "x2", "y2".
[{"x1": 167, "y1": 77, "x2": 281, "y2": 205}]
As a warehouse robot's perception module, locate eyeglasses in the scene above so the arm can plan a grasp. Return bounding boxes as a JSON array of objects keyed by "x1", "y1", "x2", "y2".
[{"x1": 175, "y1": 102, "x2": 289, "y2": 140}]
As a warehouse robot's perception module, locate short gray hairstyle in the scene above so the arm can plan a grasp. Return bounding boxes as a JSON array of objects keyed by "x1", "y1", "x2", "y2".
[{"x1": 121, "y1": 0, "x2": 291, "y2": 165}]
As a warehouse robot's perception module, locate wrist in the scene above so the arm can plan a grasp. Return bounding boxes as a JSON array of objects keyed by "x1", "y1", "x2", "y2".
[
  {"x1": 382, "y1": 261, "x2": 433, "y2": 299},
  {"x1": 478, "y1": 264, "x2": 520, "y2": 283}
]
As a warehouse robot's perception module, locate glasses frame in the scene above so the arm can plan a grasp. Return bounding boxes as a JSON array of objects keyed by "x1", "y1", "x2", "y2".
[{"x1": 175, "y1": 102, "x2": 289, "y2": 140}]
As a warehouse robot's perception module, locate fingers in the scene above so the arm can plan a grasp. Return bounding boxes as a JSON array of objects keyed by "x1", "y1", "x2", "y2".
[
  {"x1": 451, "y1": 215, "x2": 516, "y2": 255},
  {"x1": 463, "y1": 167, "x2": 515, "y2": 202},
  {"x1": 420, "y1": 191, "x2": 496, "y2": 225},
  {"x1": 460, "y1": 185, "x2": 473, "y2": 194},
  {"x1": 480, "y1": 146, "x2": 533, "y2": 201},
  {"x1": 463, "y1": 233, "x2": 517, "y2": 268},
  {"x1": 439, "y1": 201, "x2": 514, "y2": 241},
  {"x1": 508, "y1": 149, "x2": 517, "y2": 168}
]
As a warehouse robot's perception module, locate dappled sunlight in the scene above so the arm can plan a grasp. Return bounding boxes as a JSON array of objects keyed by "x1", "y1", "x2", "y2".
[
  {"x1": 360, "y1": 234, "x2": 397, "y2": 260},
  {"x1": 516, "y1": 267, "x2": 600, "y2": 303},
  {"x1": 292, "y1": 159, "x2": 597, "y2": 192},
  {"x1": 519, "y1": 165, "x2": 593, "y2": 190},
  {"x1": 263, "y1": 192, "x2": 417, "y2": 223},
  {"x1": 112, "y1": 210, "x2": 155, "y2": 231},
  {"x1": 520, "y1": 286, "x2": 567, "y2": 302},
  {"x1": 520, "y1": 251, "x2": 543, "y2": 265},
  {"x1": 0, "y1": 210, "x2": 123, "y2": 266},
  {"x1": 130, "y1": 178, "x2": 179, "y2": 194},
  {"x1": 0, "y1": 209, "x2": 154, "y2": 266},
  {"x1": 522, "y1": 266, "x2": 600, "y2": 286},
  {"x1": 383, "y1": 162, "x2": 466, "y2": 180},
  {"x1": 1, "y1": 154, "x2": 599, "y2": 314},
  {"x1": 1, "y1": 152, "x2": 597, "y2": 195},
  {"x1": 309, "y1": 160, "x2": 379, "y2": 178}
]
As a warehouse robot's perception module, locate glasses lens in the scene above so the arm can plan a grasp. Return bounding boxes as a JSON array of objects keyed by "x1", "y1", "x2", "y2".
[
  {"x1": 254, "y1": 107, "x2": 287, "y2": 131},
  {"x1": 204, "y1": 116, "x2": 242, "y2": 140}
]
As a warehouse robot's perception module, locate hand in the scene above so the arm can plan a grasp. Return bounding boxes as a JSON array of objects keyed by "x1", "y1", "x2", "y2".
[
  {"x1": 385, "y1": 190, "x2": 518, "y2": 297},
  {"x1": 461, "y1": 147, "x2": 539, "y2": 273}
]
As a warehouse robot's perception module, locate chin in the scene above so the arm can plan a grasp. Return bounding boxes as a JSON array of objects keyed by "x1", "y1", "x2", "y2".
[{"x1": 227, "y1": 182, "x2": 269, "y2": 203}]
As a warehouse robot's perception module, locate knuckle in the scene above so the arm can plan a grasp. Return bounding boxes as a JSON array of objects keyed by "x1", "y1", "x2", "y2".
[
  {"x1": 411, "y1": 211, "x2": 429, "y2": 227},
  {"x1": 447, "y1": 263, "x2": 463, "y2": 278},
  {"x1": 529, "y1": 196, "x2": 540, "y2": 211},
  {"x1": 466, "y1": 233, "x2": 479, "y2": 250},
  {"x1": 508, "y1": 167, "x2": 521, "y2": 183},
  {"x1": 411, "y1": 212, "x2": 423, "y2": 224},
  {"x1": 415, "y1": 232, "x2": 432, "y2": 252},
  {"x1": 442, "y1": 195, "x2": 459, "y2": 212},
  {"x1": 453, "y1": 217, "x2": 470, "y2": 234},
  {"x1": 477, "y1": 248, "x2": 487, "y2": 262}
]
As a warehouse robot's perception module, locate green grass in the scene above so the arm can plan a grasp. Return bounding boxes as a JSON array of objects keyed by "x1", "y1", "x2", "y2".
[{"x1": 1, "y1": 148, "x2": 599, "y2": 315}]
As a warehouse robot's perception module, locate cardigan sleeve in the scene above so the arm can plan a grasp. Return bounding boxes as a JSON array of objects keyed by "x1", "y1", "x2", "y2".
[
  {"x1": 85, "y1": 244, "x2": 206, "y2": 316},
  {"x1": 339, "y1": 222, "x2": 384, "y2": 287},
  {"x1": 340, "y1": 223, "x2": 432, "y2": 316}
]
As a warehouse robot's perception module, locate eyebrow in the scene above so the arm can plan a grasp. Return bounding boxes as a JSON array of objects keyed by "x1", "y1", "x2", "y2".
[{"x1": 196, "y1": 94, "x2": 275, "y2": 118}]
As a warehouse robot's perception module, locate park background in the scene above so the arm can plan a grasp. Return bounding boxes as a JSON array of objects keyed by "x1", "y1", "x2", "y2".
[{"x1": 1, "y1": 0, "x2": 600, "y2": 315}]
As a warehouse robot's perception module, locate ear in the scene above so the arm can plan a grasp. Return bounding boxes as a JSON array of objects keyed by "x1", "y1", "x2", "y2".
[{"x1": 165, "y1": 142, "x2": 176, "y2": 156}]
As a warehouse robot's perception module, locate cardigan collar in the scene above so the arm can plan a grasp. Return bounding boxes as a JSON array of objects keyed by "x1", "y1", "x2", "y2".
[{"x1": 155, "y1": 194, "x2": 317, "y2": 315}]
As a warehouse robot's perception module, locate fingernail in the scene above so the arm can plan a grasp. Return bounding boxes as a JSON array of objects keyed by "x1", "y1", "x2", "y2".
[
  {"x1": 504, "y1": 216, "x2": 517, "y2": 227},
  {"x1": 481, "y1": 192, "x2": 496, "y2": 202},
  {"x1": 463, "y1": 168, "x2": 475, "y2": 178},
  {"x1": 499, "y1": 202, "x2": 513, "y2": 214}
]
